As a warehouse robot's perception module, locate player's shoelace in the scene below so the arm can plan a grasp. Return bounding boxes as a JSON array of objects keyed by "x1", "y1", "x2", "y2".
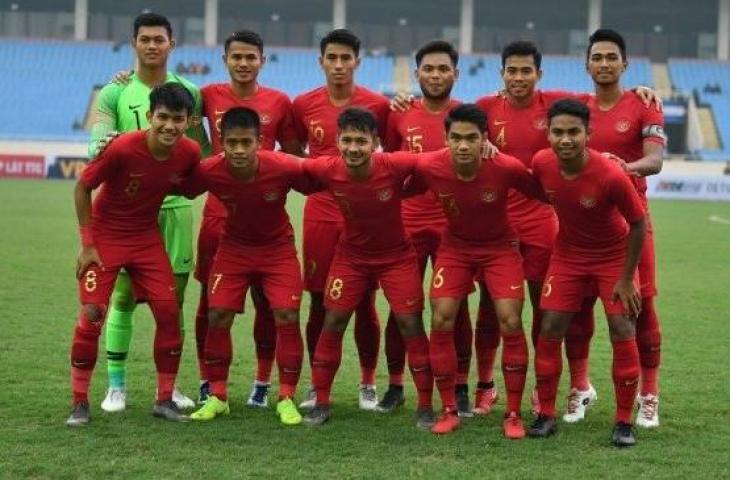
[
  {"x1": 640, "y1": 397, "x2": 658, "y2": 420},
  {"x1": 360, "y1": 388, "x2": 377, "y2": 403},
  {"x1": 566, "y1": 389, "x2": 580, "y2": 413}
]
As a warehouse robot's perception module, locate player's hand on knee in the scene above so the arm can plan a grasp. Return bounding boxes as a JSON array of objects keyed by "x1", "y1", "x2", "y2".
[
  {"x1": 612, "y1": 278, "x2": 641, "y2": 318},
  {"x1": 110, "y1": 69, "x2": 132, "y2": 85},
  {"x1": 76, "y1": 246, "x2": 103, "y2": 279},
  {"x1": 389, "y1": 92, "x2": 414, "y2": 112}
]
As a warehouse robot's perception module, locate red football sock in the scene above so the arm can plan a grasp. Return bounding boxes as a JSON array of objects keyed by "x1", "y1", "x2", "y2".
[
  {"x1": 253, "y1": 304, "x2": 276, "y2": 383},
  {"x1": 565, "y1": 297, "x2": 595, "y2": 391},
  {"x1": 204, "y1": 325, "x2": 232, "y2": 401},
  {"x1": 276, "y1": 323, "x2": 303, "y2": 399},
  {"x1": 312, "y1": 329, "x2": 344, "y2": 406},
  {"x1": 502, "y1": 330, "x2": 528, "y2": 414},
  {"x1": 305, "y1": 299, "x2": 325, "y2": 367},
  {"x1": 475, "y1": 303, "x2": 499, "y2": 384},
  {"x1": 70, "y1": 306, "x2": 104, "y2": 404},
  {"x1": 384, "y1": 312, "x2": 405, "y2": 386},
  {"x1": 430, "y1": 329, "x2": 457, "y2": 411},
  {"x1": 150, "y1": 300, "x2": 182, "y2": 402},
  {"x1": 454, "y1": 302, "x2": 473, "y2": 385},
  {"x1": 354, "y1": 294, "x2": 380, "y2": 385},
  {"x1": 612, "y1": 337, "x2": 640, "y2": 423},
  {"x1": 534, "y1": 336, "x2": 563, "y2": 418},
  {"x1": 194, "y1": 287, "x2": 209, "y2": 381},
  {"x1": 637, "y1": 297, "x2": 661, "y2": 396},
  {"x1": 404, "y1": 334, "x2": 433, "y2": 409}
]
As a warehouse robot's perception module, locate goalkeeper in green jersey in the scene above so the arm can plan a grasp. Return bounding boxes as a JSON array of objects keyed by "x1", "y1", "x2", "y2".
[{"x1": 88, "y1": 12, "x2": 210, "y2": 413}]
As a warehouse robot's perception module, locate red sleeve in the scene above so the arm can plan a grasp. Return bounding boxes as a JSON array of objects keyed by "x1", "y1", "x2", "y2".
[
  {"x1": 276, "y1": 95, "x2": 299, "y2": 144},
  {"x1": 641, "y1": 106, "x2": 666, "y2": 146},
  {"x1": 175, "y1": 163, "x2": 209, "y2": 198},
  {"x1": 502, "y1": 154, "x2": 548, "y2": 202},
  {"x1": 80, "y1": 144, "x2": 119, "y2": 189},
  {"x1": 302, "y1": 155, "x2": 332, "y2": 184},
  {"x1": 382, "y1": 151, "x2": 420, "y2": 180},
  {"x1": 291, "y1": 160, "x2": 325, "y2": 195},
  {"x1": 291, "y1": 96, "x2": 309, "y2": 145},
  {"x1": 608, "y1": 171, "x2": 646, "y2": 223},
  {"x1": 383, "y1": 112, "x2": 402, "y2": 152}
]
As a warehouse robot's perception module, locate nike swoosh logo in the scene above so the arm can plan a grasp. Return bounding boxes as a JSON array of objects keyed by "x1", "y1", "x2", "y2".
[
  {"x1": 509, "y1": 284, "x2": 522, "y2": 290},
  {"x1": 169, "y1": 285, "x2": 177, "y2": 291},
  {"x1": 130, "y1": 173, "x2": 145, "y2": 177},
  {"x1": 129, "y1": 104, "x2": 142, "y2": 110},
  {"x1": 494, "y1": 120, "x2": 508, "y2": 126},
  {"x1": 406, "y1": 126, "x2": 421, "y2": 132},
  {"x1": 169, "y1": 350, "x2": 182, "y2": 356},
  {"x1": 182, "y1": 258, "x2": 192, "y2": 264}
]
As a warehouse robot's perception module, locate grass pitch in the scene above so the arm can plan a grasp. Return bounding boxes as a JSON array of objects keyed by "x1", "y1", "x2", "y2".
[{"x1": 1, "y1": 179, "x2": 729, "y2": 479}]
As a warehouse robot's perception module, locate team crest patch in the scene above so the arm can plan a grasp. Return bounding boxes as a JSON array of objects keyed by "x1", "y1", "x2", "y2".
[
  {"x1": 377, "y1": 188, "x2": 394, "y2": 202},
  {"x1": 615, "y1": 119, "x2": 631, "y2": 133},
  {"x1": 482, "y1": 189, "x2": 497, "y2": 203},
  {"x1": 533, "y1": 117, "x2": 547, "y2": 130},
  {"x1": 264, "y1": 190, "x2": 280, "y2": 201},
  {"x1": 580, "y1": 195, "x2": 597, "y2": 208},
  {"x1": 260, "y1": 113, "x2": 272, "y2": 125}
]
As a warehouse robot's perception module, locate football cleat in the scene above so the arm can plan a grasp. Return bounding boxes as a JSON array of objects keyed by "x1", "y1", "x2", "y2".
[
  {"x1": 276, "y1": 398, "x2": 303, "y2": 426},
  {"x1": 66, "y1": 402, "x2": 90, "y2": 427},
  {"x1": 611, "y1": 421, "x2": 637, "y2": 447},
  {"x1": 562, "y1": 385, "x2": 597, "y2": 423},
  {"x1": 358, "y1": 384, "x2": 378, "y2": 411},
  {"x1": 473, "y1": 386, "x2": 498, "y2": 415},
  {"x1": 152, "y1": 400, "x2": 191, "y2": 422},
  {"x1": 298, "y1": 386, "x2": 316, "y2": 411},
  {"x1": 197, "y1": 381, "x2": 210, "y2": 405},
  {"x1": 527, "y1": 414, "x2": 557, "y2": 438},
  {"x1": 375, "y1": 385, "x2": 405, "y2": 413},
  {"x1": 100, "y1": 387, "x2": 127, "y2": 413},
  {"x1": 172, "y1": 386, "x2": 196, "y2": 410},
  {"x1": 415, "y1": 407, "x2": 437, "y2": 430},
  {"x1": 455, "y1": 384, "x2": 473, "y2": 418},
  {"x1": 246, "y1": 381, "x2": 270, "y2": 408},
  {"x1": 190, "y1": 395, "x2": 230, "y2": 421},
  {"x1": 635, "y1": 394, "x2": 660, "y2": 428},
  {"x1": 303, "y1": 405, "x2": 331, "y2": 426},
  {"x1": 503, "y1": 411, "x2": 526, "y2": 439},
  {"x1": 431, "y1": 409, "x2": 461, "y2": 435}
]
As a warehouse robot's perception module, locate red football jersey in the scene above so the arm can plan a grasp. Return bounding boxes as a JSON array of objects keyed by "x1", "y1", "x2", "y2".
[
  {"x1": 302, "y1": 151, "x2": 417, "y2": 258},
  {"x1": 200, "y1": 83, "x2": 298, "y2": 218},
  {"x1": 587, "y1": 91, "x2": 665, "y2": 204},
  {"x1": 475, "y1": 90, "x2": 588, "y2": 247},
  {"x1": 414, "y1": 150, "x2": 545, "y2": 248},
  {"x1": 383, "y1": 99, "x2": 460, "y2": 228},
  {"x1": 531, "y1": 148, "x2": 646, "y2": 260},
  {"x1": 179, "y1": 150, "x2": 315, "y2": 248},
  {"x1": 293, "y1": 86, "x2": 390, "y2": 223},
  {"x1": 80, "y1": 130, "x2": 200, "y2": 241}
]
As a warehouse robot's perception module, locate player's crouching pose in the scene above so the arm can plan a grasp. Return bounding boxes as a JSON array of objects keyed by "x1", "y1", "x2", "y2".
[
  {"x1": 301, "y1": 108, "x2": 435, "y2": 429},
  {"x1": 176, "y1": 107, "x2": 317, "y2": 425},
  {"x1": 67, "y1": 83, "x2": 201, "y2": 426},
  {"x1": 528, "y1": 99, "x2": 645, "y2": 447}
]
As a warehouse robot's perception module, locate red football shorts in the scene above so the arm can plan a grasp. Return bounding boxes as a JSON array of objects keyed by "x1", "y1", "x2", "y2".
[
  {"x1": 195, "y1": 215, "x2": 225, "y2": 283},
  {"x1": 541, "y1": 252, "x2": 639, "y2": 316},
  {"x1": 324, "y1": 245, "x2": 423, "y2": 315},
  {"x1": 302, "y1": 219, "x2": 342, "y2": 292},
  {"x1": 431, "y1": 239, "x2": 525, "y2": 300},
  {"x1": 520, "y1": 242, "x2": 554, "y2": 283},
  {"x1": 207, "y1": 241, "x2": 303, "y2": 313},
  {"x1": 406, "y1": 223, "x2": 444, "y2": 277},
  {"x1": 78, "y1": 239, "x2": 177, "y2": 305}
]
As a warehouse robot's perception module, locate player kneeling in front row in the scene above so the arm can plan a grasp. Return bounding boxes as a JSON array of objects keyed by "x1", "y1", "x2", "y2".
[
  {"x1": 528, "y1": 99, "x2": 645, "y2": 447},
  {"x1": 177, "y1": 107, "x2": 317, "y2": 425},
  {"x1": 67, "y1": 83, "x2": 201, "y2": 426},
  {"x1": 301, "y1": 108, "x2": 436, "y2": 429}
]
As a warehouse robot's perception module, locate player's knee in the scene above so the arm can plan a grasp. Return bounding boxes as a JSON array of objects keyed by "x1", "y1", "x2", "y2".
[
  {"x1": 540, "y1": 311, "x2": 568, "y2": 339},
  {"x1": 208, "y1": 309, "x2": 234, "y2": 328},
  {"x1": 498, "y1": 313, "x2": 522, "y2": 333},
  {"x1": 111, "y1": 289, "x2": 136, "y2": 311},
  {"x1": 82, "y1": 303, "x2": 107, "y2": 326},
  {"x1": 324, "y1": 310, "x2": 350, "y2": 332},
  {"x1": 396, "y1": 313, "x2": 425, "y2": 337},
  {"x1": 607, "y1": 315, "x2": 636, "y2": 340},
  {"x1": 431, "y1": 310, "x2": 455, "y2": 331},
  {"x1": 274, "y1": 309, "x2": 299, "y2": 325}
]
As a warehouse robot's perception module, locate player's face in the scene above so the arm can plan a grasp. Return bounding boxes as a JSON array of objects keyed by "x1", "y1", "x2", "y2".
[
  {"x1": 320, "y1": 43, "x2": 360, "y2": 87},
  {"x1": 501, "y1": 55, "x2": 541, "y2": 100},
  {"x1": 548, "y1": 114, "x2": 589, "y2": 161},
  {"x1": 587, "y1": 41, "x2": 627, "y2": 86},
  {"x1": 338, "y1": 127, "x2": 377, "y2": 169},
  {"x1": 222, "y1": 127, "x2": 260, "y2": 169},
  {"x1": 446, "y1": 121, "x2": 483, "y2": 167},
  {"x1": 224, "y1": 41, "x2": 265, "y2": 85},
  {"x1": 133, "y1": 26, "x2": 174, "y2": 68},
  {"x1": 146, "y1": 106, "x2": 189, "y2": 147},
  {"x1": 416, "y1": 52, "x2": 458, "y2": 100}
]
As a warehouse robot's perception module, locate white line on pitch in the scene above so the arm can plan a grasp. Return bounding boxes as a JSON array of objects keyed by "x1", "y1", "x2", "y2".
[{"x1": 708, "y1": 215, "x2": 730, "y2": 225}]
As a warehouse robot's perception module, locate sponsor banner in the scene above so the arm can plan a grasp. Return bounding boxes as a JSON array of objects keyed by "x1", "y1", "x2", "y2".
[
  {"x1": 0, "y1": 154, "x2": 46, "y2": 178},
  {"x1": 47, "y1": 156, "x2": 89, "y2": 179},
  {"x1": 647, "y1": 174, "x2": 730, "y2": 201}
]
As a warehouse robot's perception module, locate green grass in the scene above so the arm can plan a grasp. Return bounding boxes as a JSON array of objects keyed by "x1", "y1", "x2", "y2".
[{"x1": 1, "y1": 179, "x2": 729, "y2": 479}]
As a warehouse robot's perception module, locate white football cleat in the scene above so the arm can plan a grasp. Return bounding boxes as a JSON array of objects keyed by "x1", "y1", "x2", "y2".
[
  {"x1": 298, "y1": 385, "x2": 316, "y2": 411},
  {"x1": 172, "y1": 385, "x2": 196, "y2": 410},
  {"x1": 636, "y1": 394, "x2": 660, "y2": 428},
  {"x1": 100, "y1": 387, "x2": 127, "y2": 413},
  {"x1": 246, "y1": 381, "x2": 270, "y2": 408},
  {"x1": 562, "y1": 385, "x2": 597, "y2": 423},
  {"x1": 358, "y1": 384, "x2": 378, "y2": 411}
]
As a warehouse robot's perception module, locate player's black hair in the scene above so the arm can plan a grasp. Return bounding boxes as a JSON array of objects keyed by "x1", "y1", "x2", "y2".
[
  {"x1": 133, "y1": 12, "x2": 172, "y2": 39},
  {"x1": 149, "y1": 83, "x2": 194, "y2": 116},
  {"x1": 224, "y1": 30, "x2": 264, "y2": 55},
  {"x1": 337, "y1": 107, "x2": 377, "y2": 135},
  {"x1": 547, "y1": 98, "x2": 590, "y2": 127},
  {"x1": 415, "y1": 40, "x2": 459, "y2": 67},
  {"x1": 587, "y1": 28, "x2": 627, "y2": 61},
  {"x1": 501, "y1": 40, "x2": 542, "y2": 70},
  {"x1": 320, "y1": 29, "x2": 360, "y2": 57},
  {"x1": 220, "y1": 107, "x2": 261, "y2": 137},
  {"x1": 445, "y1": 104, "x2": 487, "y2": 133}
]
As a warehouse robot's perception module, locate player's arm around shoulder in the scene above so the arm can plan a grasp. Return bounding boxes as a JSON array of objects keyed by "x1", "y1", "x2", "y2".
[
  {"x1": 500, "y1": 152, "x2": 549, "y2": 203},
  {"x1": 87, "y1": 82, "x2": 124, "y2": 158}
]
